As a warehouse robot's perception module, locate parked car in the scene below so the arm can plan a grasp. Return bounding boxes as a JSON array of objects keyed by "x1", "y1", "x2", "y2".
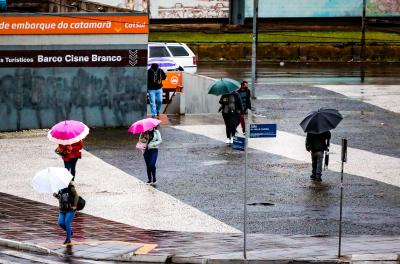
[{"x1": 148, "y1": 43, "x2": 197, "y2": 74}]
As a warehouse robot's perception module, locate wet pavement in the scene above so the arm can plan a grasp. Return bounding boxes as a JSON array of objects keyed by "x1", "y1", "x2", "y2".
[{"x1": 1, "y1": 192, "x2": 400, "y2": 262}]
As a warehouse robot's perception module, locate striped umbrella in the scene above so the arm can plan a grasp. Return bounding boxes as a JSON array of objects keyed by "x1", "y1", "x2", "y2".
[{"x1": 147, "y1": 57, "x2": 178, "y2": 70}]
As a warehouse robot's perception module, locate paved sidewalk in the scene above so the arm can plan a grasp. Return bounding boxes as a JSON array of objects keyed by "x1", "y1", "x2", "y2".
[{"x1": 1, "y1": 192, "x2": 399, "y2": 262}]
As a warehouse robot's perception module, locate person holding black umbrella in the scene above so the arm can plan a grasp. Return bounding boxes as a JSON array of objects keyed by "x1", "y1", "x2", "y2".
[
  {"x1": 306, "y1": 131, "x2": 331, "y2": 181},
  {"x1": 300, "y1": 108, "x2": 343, "y2": 182}
]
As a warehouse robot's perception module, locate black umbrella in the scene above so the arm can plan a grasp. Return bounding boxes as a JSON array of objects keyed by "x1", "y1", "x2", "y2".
[{"x1": 300, "y1": 108, "x2": 343, "y2": 134}]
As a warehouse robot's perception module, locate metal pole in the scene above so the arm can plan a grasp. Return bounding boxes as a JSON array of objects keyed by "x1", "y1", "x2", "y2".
[
  {"x1": 361, "y1": 0, "x2": 366, "y2": 61},
  {"x1": 338, "y1": 138, "x2": 347, "y2": 257},
  {"x1": 243, "y1": 110, "x2": 250, "y2": 259},
  {"x1": 338, "y1": 160, "x2": 344, "y2": 257},
  {"x1": 251, "y1": 0, "x2": 258, "y2": 99}
]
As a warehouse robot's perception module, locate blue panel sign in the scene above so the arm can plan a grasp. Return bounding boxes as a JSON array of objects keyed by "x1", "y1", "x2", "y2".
[
  {"x1": 250, "y1": 124, "x2": 277, "y2": 138},
  {"x1": 0, "y1": 0, "x2": 6, "y2": 10},
  {"x1": 232, "y1": 136, "x2": 245, "y2": 151}
]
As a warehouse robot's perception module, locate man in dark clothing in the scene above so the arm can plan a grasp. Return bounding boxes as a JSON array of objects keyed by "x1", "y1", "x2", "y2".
[
  {"x1": 219, "y1": 91, "x2": 243, "y2": 144},
  {"x1": 305, "y1": 131, "x2": 331, "y2": 181},
  {"x1": 237, "y1": 80, "x2": 252, "y2": 134},
  {"x1": 147, "y1": 63, "x2": 166, "y2": 118}
]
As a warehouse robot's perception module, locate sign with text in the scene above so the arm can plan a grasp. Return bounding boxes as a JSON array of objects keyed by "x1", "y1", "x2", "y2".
[
  {"x1": 0, "y1": 15, "x2": 148, "y2": 35},
  {"x1": 250, "y1": 124, "x2": 277, "y2": 138},
  {"x1": 0, "y1": 49, "x2": 147, "y2": 67},
  {"x1": 232, "y1": 136, "x2": 245, "y2": 151},
  {"x1": 0, "y1": 0, "x2": 6, "y2": 11}
]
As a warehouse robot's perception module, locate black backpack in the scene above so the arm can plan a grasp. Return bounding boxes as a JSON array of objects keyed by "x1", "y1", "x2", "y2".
[
  {"x1": 58, "y1": 187, "x2": 72, "y2": 211},
  {"x1": 58, "y1": 187, "x2": 86, "y2": 211}
]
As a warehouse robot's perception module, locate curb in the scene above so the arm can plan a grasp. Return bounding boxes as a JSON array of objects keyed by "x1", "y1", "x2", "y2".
[
  {"x1": 1, "y1": 237, "x2": 399, "y2": 263},
  {"x1": 0, "y1": 237, "x2": 62, "y2": 256}
]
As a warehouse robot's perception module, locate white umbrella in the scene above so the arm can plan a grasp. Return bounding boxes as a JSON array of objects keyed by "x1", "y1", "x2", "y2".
[{"x1": 32, "y1": 167, "x2": 73, "y2": 193}]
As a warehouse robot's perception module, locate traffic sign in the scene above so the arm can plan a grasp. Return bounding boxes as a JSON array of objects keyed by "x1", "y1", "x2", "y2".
[
  {"x1": 249, "y1": 124, "x2": 277, "y2": 138},
  {"x1": 232, "y1": 136, "x2": 245, "y2": 151}
]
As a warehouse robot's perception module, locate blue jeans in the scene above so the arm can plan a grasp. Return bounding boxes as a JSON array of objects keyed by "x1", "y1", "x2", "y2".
[
  {"x1": 58, "y1": 211, "x2": 76, "y2": 241},
  {"x1": 143, "y1": 148, "x2": 158, "y2": 182},
  {"x1": 148, "y1": 88, "x2": 163, "y2": 117}
]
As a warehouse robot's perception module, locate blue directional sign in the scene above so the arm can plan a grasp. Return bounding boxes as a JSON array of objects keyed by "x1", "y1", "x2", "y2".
[
  {"x1": 232, "y1": 136, "x2": 245, "y2": 151},
  {"x1": 0, "y1": 0, "x2": 6, "y2": 11},
  {"x1": 249, "y1": 123, "x2": 277, "y2": 138}
]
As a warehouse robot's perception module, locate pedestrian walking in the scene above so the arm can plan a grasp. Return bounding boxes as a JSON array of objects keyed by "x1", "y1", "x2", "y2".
[
  {"x1": 147, "y1": 63, "x2": 166, "y2": 118},
  {"x1": 53, "y1": 180, "x2": 78, "y2": 244},
  {"x1": 55, "y1": 140, "x2": 83, "y2": 181},
  {"x1": 139, "y1": 126, "x2": 162, "y2": 185},
  {"x1": 305, "y1": 131, "x2": 331, "y2": 182},
  {"x1": 300, "y1": 108, "x2": 343, "y2": 182},
  {"x1": 219, "y1": 91, "x2": 243, "y2": 144},
  {"x1": 236, "y1": 80, "x2": 252, "y2": 134}
]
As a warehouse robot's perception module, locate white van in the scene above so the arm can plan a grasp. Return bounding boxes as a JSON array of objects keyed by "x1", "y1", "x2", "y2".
[{"x1": 148, "y1": 43, "x2": 197, "y2": 74}]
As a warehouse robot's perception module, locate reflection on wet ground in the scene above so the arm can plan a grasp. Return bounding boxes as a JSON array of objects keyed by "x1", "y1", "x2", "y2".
[{"x1": 198, "y1": 62, "x2": 400, "y2": 85}]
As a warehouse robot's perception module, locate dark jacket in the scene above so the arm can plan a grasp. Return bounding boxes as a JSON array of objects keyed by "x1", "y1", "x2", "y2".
[
  {"x1": 54, "y1": 182, "x2": 79, "y2": 212},
  {"x1": 237, "y1": 88, "x2": 251, "y2": 111},
  {"x1": 219, "y1": 91, "x2": 243, "y2": 114},
  {"x1": 147, "y1": 64, "x2": 166, "y2": 90},
  {"x1": 306, "y1": 131, "x2": 331, "y2": 152}
]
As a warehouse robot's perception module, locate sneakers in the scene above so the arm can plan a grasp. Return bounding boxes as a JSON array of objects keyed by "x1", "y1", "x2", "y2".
[
  {"x1": 146, "y1": 181, "x2": 151, "y2": 185},
  {"x1": 230, "y1": 138, "x2": 234, "y2": 144},
  {"x1": 63, "y1": 239, "x2": 71, "y2": 244},
  {"x1": 150, "y1": 181, "x2": 157, "y2": 186},
  {"x1": 225, "y1": 138, "x2": 231, "y2": 144},
  {"x1": 310, "y1": 174, "x2": 316, "y2": 180}
]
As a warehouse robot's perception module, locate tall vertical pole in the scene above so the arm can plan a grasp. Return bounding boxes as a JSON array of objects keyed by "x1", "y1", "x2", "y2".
[
  {"x1": 361, "y1": 0, "x2": 366, "y2": 61},
  {"x1": 243, "y1": 110, "x2": 250, "y2": 259},
  {"x1": 251, "y1": 0, "x2": 258, "y2": 99},
  {"x1": 338, "y1": 138, "x2": 347, "y2": 257}
]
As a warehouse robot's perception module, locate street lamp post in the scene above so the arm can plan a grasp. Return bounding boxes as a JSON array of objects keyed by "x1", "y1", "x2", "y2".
[{"x1": 251, "y1": 0, "x2": 258, "y2": 100}]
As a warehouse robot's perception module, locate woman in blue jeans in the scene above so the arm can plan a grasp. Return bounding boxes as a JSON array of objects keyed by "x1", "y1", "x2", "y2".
[
  {"x1": 53, "y1": 181, "x2": 78, "y2": 244},
  {"x1": 139, "y1": 127, "x2": 162, "y2": 185}
]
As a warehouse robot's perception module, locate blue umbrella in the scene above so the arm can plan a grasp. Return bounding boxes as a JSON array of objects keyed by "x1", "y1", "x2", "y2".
[{"x1": 147, "y1": 57, "x2": 177, "y2": 70}]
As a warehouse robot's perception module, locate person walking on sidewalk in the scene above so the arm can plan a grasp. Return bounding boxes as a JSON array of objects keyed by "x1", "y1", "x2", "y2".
[
  {"x1": 219, "y1": 91, "x2": 243, "y2": 144},
  {"x1": 139, "y1": 126, "x2": 162, "y2": 185},
  {"x1": 147, "y1": 63, "x2": 166, "y2": 118},
  {"x1": 55, "y1": 140, "x2": 83, "y2": 181},
  {"x1": 305, "y1": 131, "x2": 331, "y2": 182},
  {"x1": 53, "y1": 181, "x2": 78, "y2": 244},
  {"x1": 236, "y1": 80, "x2": 252, "y2": 134}
]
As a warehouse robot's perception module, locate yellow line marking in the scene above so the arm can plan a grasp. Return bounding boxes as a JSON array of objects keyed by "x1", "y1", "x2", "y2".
[
  {"x1": 132, "y1": 243, "x2": 158, "y2": 254},
  {"x1": 40, "y1": 240, "x2": 158, "y2": 254}
]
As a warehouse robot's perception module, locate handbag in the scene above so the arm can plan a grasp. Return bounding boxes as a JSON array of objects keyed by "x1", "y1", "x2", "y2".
[
  {"x1": 55, "y1": 146, "x2": 66, "y2": 157},
  {"x1": 136, "y1": 141, "x2": 147, "y2": 151},
  {"x1": 77, "y1": 196, "x2": 86, "y2": 211}
]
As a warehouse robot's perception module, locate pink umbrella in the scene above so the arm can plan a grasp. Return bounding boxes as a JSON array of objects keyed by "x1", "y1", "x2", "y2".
[
  {"x1": 48, "y1": 120, "x2": 89, "y2": 145},
  {"x1": 128, "y1": 118, "x2": 161, "y2": 134}
]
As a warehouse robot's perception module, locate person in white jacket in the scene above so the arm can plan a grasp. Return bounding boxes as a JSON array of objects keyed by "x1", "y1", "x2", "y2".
[{"x1": 139, "y1": 127, "x2": 162, "y2": 185}]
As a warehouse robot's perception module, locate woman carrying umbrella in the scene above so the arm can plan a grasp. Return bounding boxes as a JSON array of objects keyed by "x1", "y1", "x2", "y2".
[
  {"x1": 49, "y1": 120, "x2": 89, "y2": 181},
  {"x1": 208, "y1": 78, "x2": 243, "y2": 144},
  {"x1": 32, "y1": 167, "x2": 78, "y2": 245},
  {"x1": 129, "y1": 118, "x2": 162, "y2": 186}
]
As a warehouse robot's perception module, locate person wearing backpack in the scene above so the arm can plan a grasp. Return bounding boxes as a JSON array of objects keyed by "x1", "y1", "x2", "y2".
[
  {"x1": 147, "y1": 63, "x2": 166, "y2": 118},
  {"x1": 219, "y1": 91, "x2": 243, "y2": 144},
  {"x1": 53, "y1": 181, "x2": 79, "y2": 244},
  {"x1": 139, "y1": 126, "x2": 162, "y2": 185}
]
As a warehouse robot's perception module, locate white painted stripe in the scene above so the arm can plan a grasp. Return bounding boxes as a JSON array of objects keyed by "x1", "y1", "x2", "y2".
[
  {"x1": 0, "y1": 136, "x2": 239, "y2": 233},
  {"x1": 174, "y1": 125, "x2": 400, "y2": 188},
  {"x1": 316, "y1": 85, "x2": 400, "y2": 113}
]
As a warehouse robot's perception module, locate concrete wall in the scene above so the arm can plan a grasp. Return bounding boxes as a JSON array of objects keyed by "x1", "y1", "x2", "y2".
[
  {"x1": 0, "y1": 13, "x2": 148, "y2": 131},
  {"x1": 183, "y1": 72, "x2": 219, "y2": 114}
]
